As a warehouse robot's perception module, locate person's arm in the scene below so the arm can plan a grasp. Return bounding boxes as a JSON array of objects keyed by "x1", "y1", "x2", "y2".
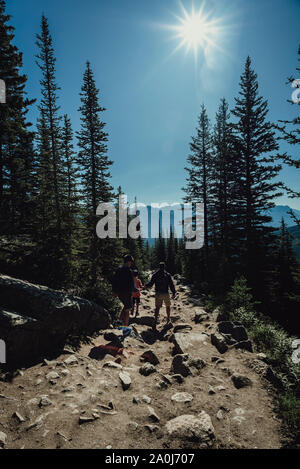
[
  {"x1": 168, "y1": 274, "x2": 176, "y2": 296},
  {"x1": 130, "y1": 270, "x2": 138, "y2": 292},
  {"x1": 112, "y1": 269, "x2": 120, "y2": 295},
  {"x1": 145, "y1": 273, "x2": 156, "y2": 289}
]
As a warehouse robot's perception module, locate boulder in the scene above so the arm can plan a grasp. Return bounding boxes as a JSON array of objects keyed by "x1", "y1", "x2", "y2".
[
  {"x1": 134, "y1": 316, "x2": 155, "y2": 327},
  {"x1": 173, "y1": 324, "x2": 193, "y2": 333},
  {"x1": 231, "y1": 374, "x2": 253, "y2": 389},
  {"x1": 171, "y1": 354, "x2": 191, "y2": 377},
  {"x1": 0, "y1": 274, "x2": 111, "y2": 369},
  {"x1": 140, "y1": 350, "x2": 159, "y2": 366},
  {"x1": 165, "y1": 412, "x2": 215, "y2": 448},
  {"x1": 211, "y1": 332, "x2": 228, "y2": 354},
  {"x1": 193, "y1": 312, "x2": 209, "y2": 324},
  {"x1": 172, "y1": 332, "x2": 208, "y2": 355}
]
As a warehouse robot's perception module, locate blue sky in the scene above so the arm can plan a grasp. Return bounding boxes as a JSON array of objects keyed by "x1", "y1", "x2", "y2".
[{"x1": 7, "y1": 0, "x2": 300, "y2": 208}]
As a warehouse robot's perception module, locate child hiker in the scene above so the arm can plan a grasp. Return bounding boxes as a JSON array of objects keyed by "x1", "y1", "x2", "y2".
[{"x1": 132, "y1": 270, "x2": 144, "y2": 317}]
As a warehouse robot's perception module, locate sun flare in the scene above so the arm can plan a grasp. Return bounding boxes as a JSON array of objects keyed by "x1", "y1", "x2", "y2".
[{"x1": 164, "y1": 3, "x2": 227, "y2": 63}]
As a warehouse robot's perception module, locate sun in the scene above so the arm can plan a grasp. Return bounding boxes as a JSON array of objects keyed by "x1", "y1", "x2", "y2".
[
  {"x1": 178, "y1": 9, "x2": 214, "y2": 51},
  {"x1": 164, "y1": 3, "x2": 225, "y2": 62}
]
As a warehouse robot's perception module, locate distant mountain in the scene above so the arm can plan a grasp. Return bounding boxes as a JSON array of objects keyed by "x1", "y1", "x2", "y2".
[
  {"x1": 267, "y1": 205, "x2": 300, "y2": 227},
  {"x1": 287, "y1": 225, "x2": 300, "y2": 260}
]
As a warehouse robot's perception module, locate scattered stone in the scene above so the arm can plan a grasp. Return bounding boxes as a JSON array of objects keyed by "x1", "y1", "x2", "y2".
[
  {"x1": 147, "y1": 406, "x2": 160, "y2": 422},
  {"x1": 193, "y1": 312, "x2": 209, "y2": 324},
  {"x1": 216, "y1": 385, "x2": 226, "y2": 392},
  {"x1": 171, "y1": 354, "x2": 191, "y2": 377},
  {"x1": 165, "y1": 412, "x2": 215, "y2": 447},
  {"x1": 119, "y1": 371, "x2": 131, "y2": 390},
  {"x1": 127, "y1": 422, "x2": 139, "y2": 431},
  {"x1": 13, "y1": 411, "x2": 25, "y2": 423},
  {"x1": 106, "y1": 445, "x2": 112, "y2": 449},
  {"x1": 0, "y1": 431, "x2": 7, "y2": 447},
  {"x1": 64, "y1": 355, "x2": 78, "y2": 366},
  {"x1": 103, "y1": 361, "x2": 123, "y2": 370},
  {"x1": 188, "y1": 358, "x2": 206, "y2": 371},
  {"x1": 139, "y1": 363, "x2": 156, "y2": 376},
  {"x1": 171, "y1": 374, "x2": 184, "y2": 384},
  {"x1": 39, "y1": 396, "x2": 53, "y2": 407},
  {"x1": 46, "y1": 371, "x2": 60, "y2": 380},
  {"x1": 62, "y1": 386, "x2": 75, "y2": 393},
  {"x1": 145, "y1": 424, "x2": 160, "y2": 433},
  {"x1": 208, "y1": 386, "x2": 216, "y2": 395},
  {"x1": 216, "y1": 410, "x2": 223, "y2": 420},
  {"x1": 92, "y1": 413, "x2": 100, "y2": 419},
  {"x1": 133, "y1": 396, "x2": 140, "y2": 404},
  {"x1": 79, "y1": 416, "x2": 95, "y2": 424},
  {"x1": 171, "y1": 392, "x2": 193, "y2": 403},
  {"x1": 61, "y1": 369, "x2": 70, "y2": 376},
  {"x1": 142, "y1": 395, "x2": 151, "y2": 404},
  {"x1": 156, "y1": 380, "x2": 168, "y2": 390},
  {"x1": 211, "y1": 332, "x2": 228, "y2": 354},
  {"x1": 43, "y1": 359, "x2": 55, "y2": 366},
  {"x1": 141, "y1": 350, "x2": 160, "y2": 366},
  {"x1": 35, "y1": 379, "x2": 43, "y2": 386},
  {"x1": 231, "y1": 374, "x2": 253, "y2": 389},
  {"x1": 173, "y1": 323, "x2": 193, "y2": 333}
]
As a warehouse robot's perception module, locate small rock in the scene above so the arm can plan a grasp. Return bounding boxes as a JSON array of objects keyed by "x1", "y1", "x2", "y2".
[
  {"x1": 216, "y1": 385, "x2": 226, "y2": 392},
  {"x1": 171, "y1": 354, "x2": 191, "y2": 377},
  {"x1": 173, "y1": 323, "x2": 193, "y2": 333},
  {"x1": 103, "y1": 361, "x2": 123, "y2": 370},
  {"x1": 140, "y1": 350, "x2": 160, "y2": 366},
  {"x1": 208, "y1": 386, "x2": 216, "y2": 395},
  {"x1": 171, "y1": 374, "x2": 184, "y2": 383},
  {"x1": 231, "y1": 374, "x2": 253, "y2": 389},
  {"x1": 216, "y1": 410, "x2": 223, "y2": 420},
  {"x1": 142, "y1": 395, "x2": 151, "y2": 404},
  {"x1": 61, "y1": 369, "x2": 70, "y2": 376},
  {"x1": 139, "y1": 363, "x2": 156, "y2": 376},
  {"x1": 147, "y1": 406, "x2": 160, "y2": 422},
  {"x1": 0, "y1": 431, "x2": 7, "y2": 447},
  {"x1": 64, "y1": 355, "x2": 78, "y2": 366},
  {"x1": 39, "y1": 396, "x2": 53, "y2": 407},
  {"x1": 13, "y1": 411, "x2": 25, "y2": 423},
  {"x1": 46, "y1": 371, "x2": 60, "y2": 380},
  {"x1": 79, "y1": 416, "x2": 95, "y2": 424},
  {"x1": 119, "y1": 371, "x2": 131, "y2": 390},
  {"x1": 171, "y1": 392, "x2": 193, "y2": 403},
  {"x1": 133, "y1": 396, "x2": 140, "y2": 404},
  {"x1": 127, "y1": 421, "x2": 139, "y2": 431}
]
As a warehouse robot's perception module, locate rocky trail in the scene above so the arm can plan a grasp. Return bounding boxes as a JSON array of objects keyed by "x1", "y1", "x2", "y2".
[{"x1": 0, "y1": 279, "x2": 284, "y2": 449}]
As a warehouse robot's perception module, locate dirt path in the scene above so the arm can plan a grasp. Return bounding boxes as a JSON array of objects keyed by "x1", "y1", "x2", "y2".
[{"x1": 0, "y1": 284, "x2": 283, "y2": 449}]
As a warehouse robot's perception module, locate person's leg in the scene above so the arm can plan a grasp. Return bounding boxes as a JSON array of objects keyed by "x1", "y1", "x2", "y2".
[
  {"x1": 135, "y1": 298, "x2": 140, "y2": 317},
  {"x1": 164, "y1": 294, "x2": 171, "y2": 322},
  {"x1": 131, "y1": 298, "x2": 135, "y2": 316},
  {"x1": 123, "y1": 308, "x2": 130, "y2": 326},
  {"x1": 166, "y1": 306, "x2": 171, "y2": 322},
  {"x1": 153, "y1": 306, "x2": 160, "y2": 330}
]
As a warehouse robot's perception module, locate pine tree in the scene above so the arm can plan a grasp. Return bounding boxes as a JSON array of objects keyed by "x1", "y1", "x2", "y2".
[
  {"x1": 209, "y1": 98, "x2": 240, "y2": 290},
  {"x1": 0, "y1": 0, "x2": 35, "y2": 237},
  {"x1": 231, "y1": 56, "x2": 282, "y2": 297},
  {"x1": 277, "y1": 45, "x2": 300, "y2": 225},
  {"x1": 77, "y1": 61, "x2": 114, "y2": 284},
  {"x1": 270, "y1": 219, "x2": 300, "y2": 331},
  {"x1": 35, "y1": 14, "x2": 65, "y2": 237}
]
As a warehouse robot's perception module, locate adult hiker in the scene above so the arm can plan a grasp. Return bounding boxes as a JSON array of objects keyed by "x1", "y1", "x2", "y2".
[
  {"x1": 112, "y1": 254, "x2": 137, "y2": 326},
  {"x1": 145, "y1": 262, "x2": 176, "y2": 330},
  {"x1": 131, "y1": 270, "x2": 144, "y2": 318}
]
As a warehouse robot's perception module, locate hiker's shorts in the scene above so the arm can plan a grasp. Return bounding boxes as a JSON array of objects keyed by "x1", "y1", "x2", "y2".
[
  {"x1": 155, "y1": 293, "x2": 171, "y2": 308},
  {"x1": 118, "y1": 291, "x2": 133, "y2": 309}
]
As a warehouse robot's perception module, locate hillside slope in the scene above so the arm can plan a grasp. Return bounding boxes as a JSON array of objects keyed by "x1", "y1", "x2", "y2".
[{"x1": 0, "y1": 283, "x2": 284, "y2": 449}]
